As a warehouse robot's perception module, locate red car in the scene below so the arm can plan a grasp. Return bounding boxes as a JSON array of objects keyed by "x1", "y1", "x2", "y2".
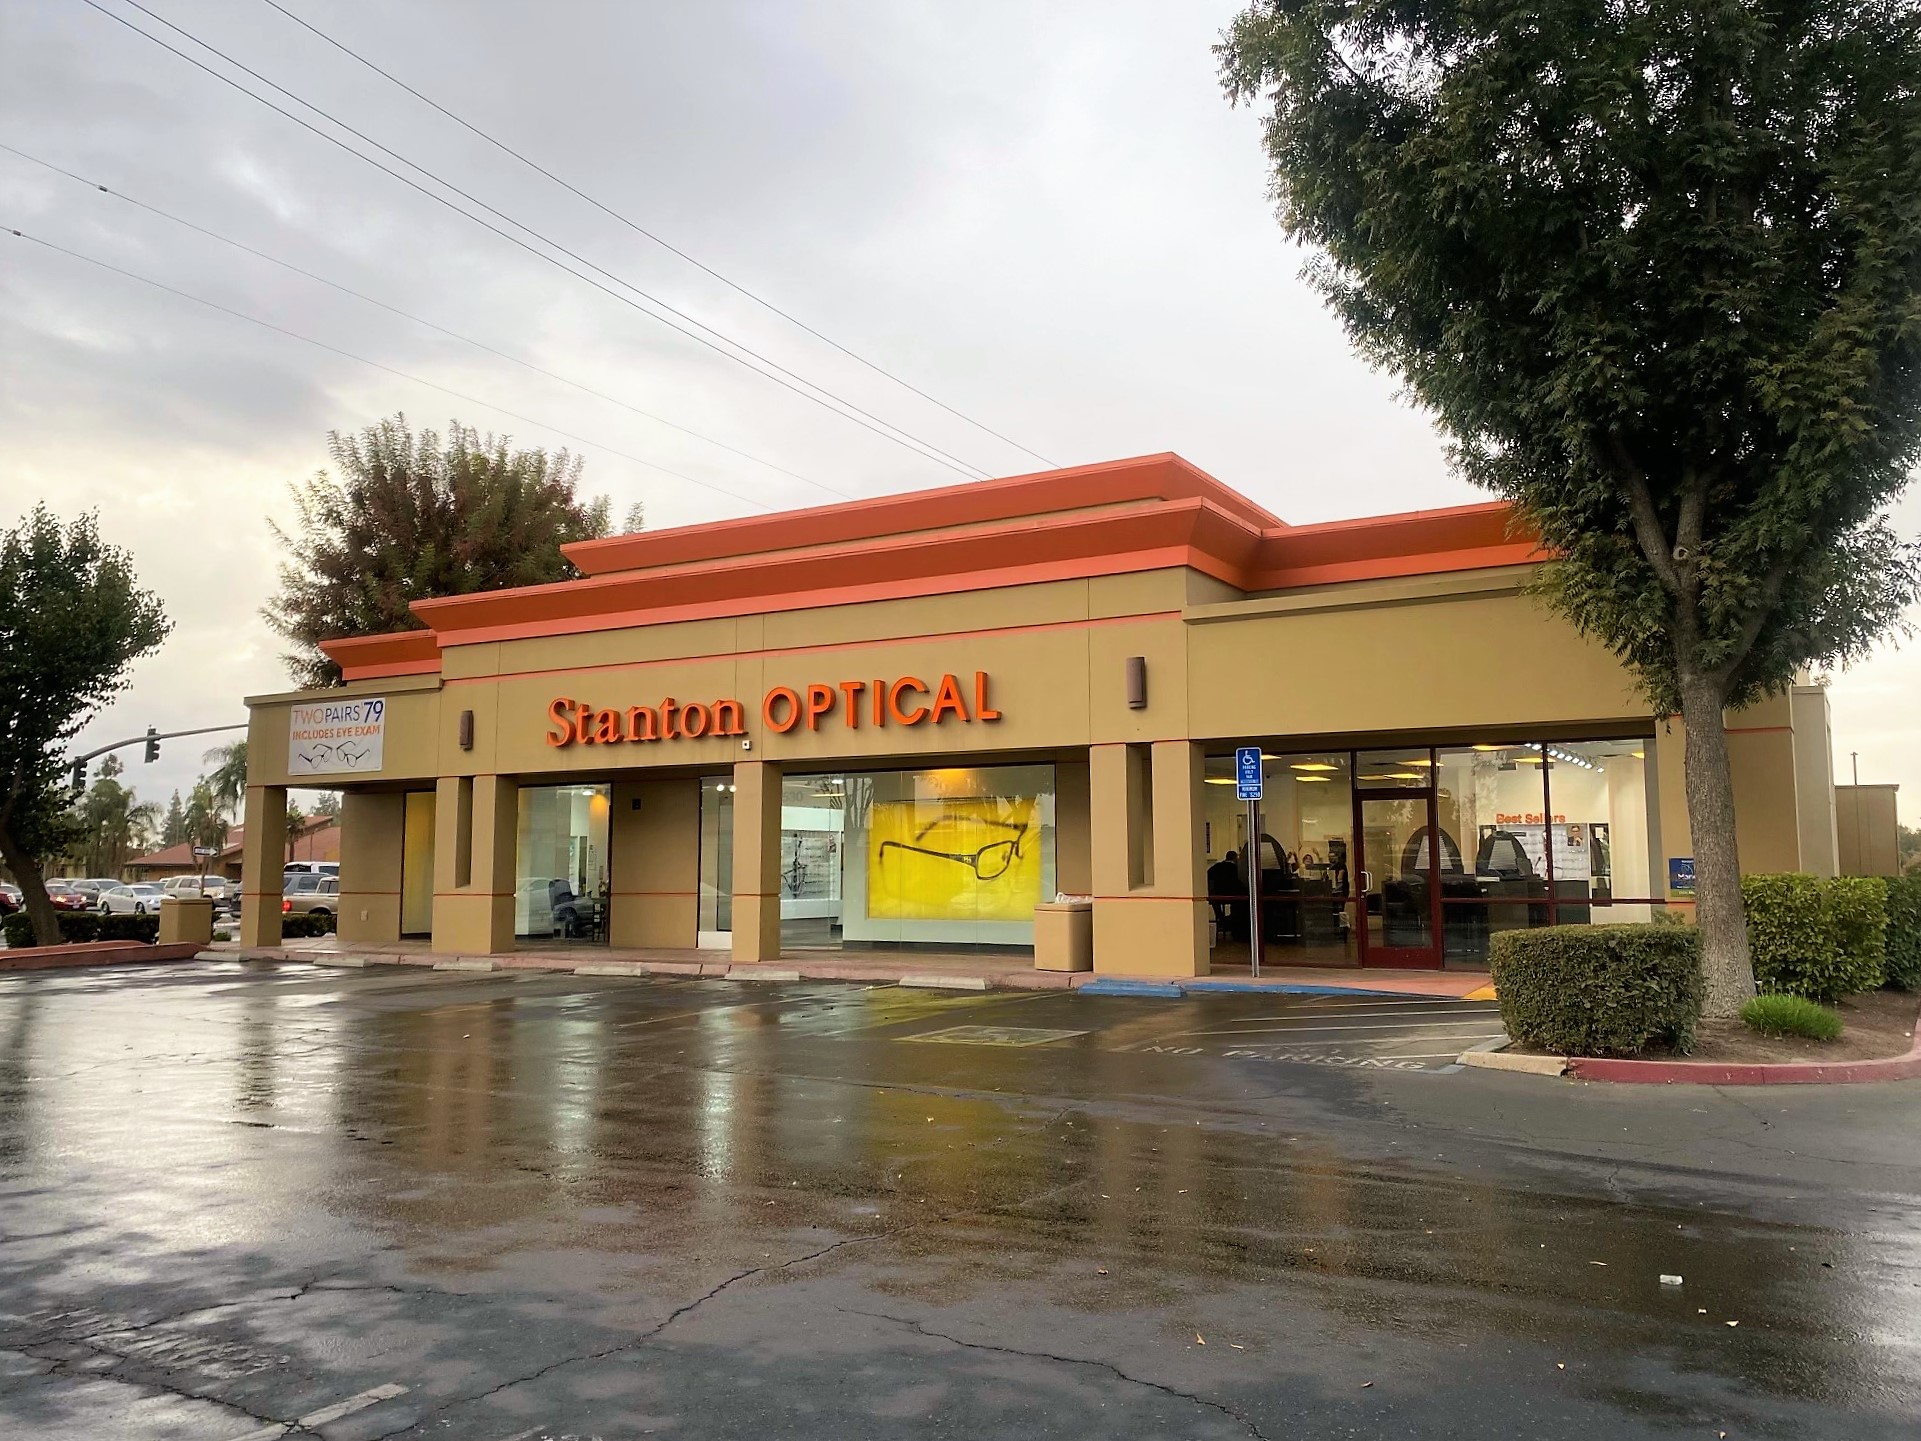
[{"x1": 46, "y1": 888, "x2": 92, "y2": 912}]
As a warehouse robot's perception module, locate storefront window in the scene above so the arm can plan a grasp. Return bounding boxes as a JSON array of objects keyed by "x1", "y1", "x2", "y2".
[
  {"x1": 1541, "y1": 740, "x2": 1654, "y2": 921},
  {"x1": 779, "y1": 776, "x2": 847, "y2": 947},
  {"x1": 1433, "y1": 745, "x2": 1550, "y2": 961},
  {"x1": 514, "y1": 783, "x2": 610, "y2": 944},
  {"x1": 696, "y1": 765, "x2": 1056, "y2": 951},
  {"x1": 1202, "y1": 752, "x2": 1356, "y2": 966}
]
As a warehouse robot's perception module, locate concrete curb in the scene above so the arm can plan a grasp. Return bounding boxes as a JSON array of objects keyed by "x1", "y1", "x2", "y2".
[
  {"x1": 0, "y1": 941, "x2": 202, "y2": 973},
  {"x1": 432, "y1": 958, "x2": 497, "y2": 973},
  {"x1": 900, "y1": 974, "x2": 990, "y2": 991},
  {"x1": 1459, "y1": 1047, "x2": 1566, "y2": 1076},
  {"x1": 1566, "y1": 1029, "x2": 1921, "y2": 1086}
]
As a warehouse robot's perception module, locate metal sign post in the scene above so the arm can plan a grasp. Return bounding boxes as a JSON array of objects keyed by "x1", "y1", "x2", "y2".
[{"x1": 1235, "y1": 747, "x2": 1264, "y2": 979}]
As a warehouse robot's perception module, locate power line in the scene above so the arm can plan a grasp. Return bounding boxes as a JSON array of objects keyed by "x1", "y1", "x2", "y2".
[
  {"x1": 256, "y1": 0, "x2": 1059, "y2": 472},
  {"x1": 5, "y1": 224, "x2": 786, "y2": 513},
  {"x1": 0, "y1": 142, "x2": 851, "y2": 501},
  {"x1": 79, "y1": 0, "x2": 996, "y2": 481}
]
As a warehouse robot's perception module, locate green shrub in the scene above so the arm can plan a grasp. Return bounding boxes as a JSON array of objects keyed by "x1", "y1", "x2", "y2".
[
  {"x1": 1884, "y1": 874, "x2": 1921, "y2": 992},
  {"x1": 1491, "y1": 924, "x2": 1704, "y2": 1057},
  {"x1": 1740, "y1": 993, "x2": 1844, "y2": 1041},
  {"x1": 1743, "y1": 873, "x2": 1887, "y2": 1001},
  {"x1": 2, "y1": 911, "x2": 160, "y2": 948},
  {"x1": 279, "y1": 913, "x2": 333, "y2": 939}
]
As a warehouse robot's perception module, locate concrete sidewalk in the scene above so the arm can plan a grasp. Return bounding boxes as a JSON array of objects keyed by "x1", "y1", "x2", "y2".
[{"x1": 205, "y1": 937, "x2": 1491, "y2": 1000}]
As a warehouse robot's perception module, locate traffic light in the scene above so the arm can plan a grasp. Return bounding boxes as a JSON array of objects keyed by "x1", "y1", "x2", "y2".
[
  {"x1": 143, "y1": 726, "x2": 160, "y2": 763},
  {"x1": 70, "y1": 759, "x2": 86, "y2": 792}
]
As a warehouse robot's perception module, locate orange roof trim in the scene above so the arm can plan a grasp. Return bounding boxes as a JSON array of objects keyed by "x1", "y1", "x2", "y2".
[
  {"x1": 315, "y1": 454, "x2": 1539, "y2": 681},
  {"x1": 318, "y1": 629, "x2": 441, "y2": 678}
]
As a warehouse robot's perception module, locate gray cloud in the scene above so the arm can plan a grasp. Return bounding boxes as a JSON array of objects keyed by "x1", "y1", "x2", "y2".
[{"x1": 2, "y1": 0, "x2": 1913, "y2": 816}]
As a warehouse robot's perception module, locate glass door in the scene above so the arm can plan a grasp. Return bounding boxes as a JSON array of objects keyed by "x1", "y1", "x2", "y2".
[{"x1": 1356, "y1": 790, "x2": 1443, "y2": 969}]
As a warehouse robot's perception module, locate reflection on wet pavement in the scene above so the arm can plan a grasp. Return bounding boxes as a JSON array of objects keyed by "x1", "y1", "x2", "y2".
[{"x1": 1, "y1": 960, "x2": 1917, "y2": 1439}]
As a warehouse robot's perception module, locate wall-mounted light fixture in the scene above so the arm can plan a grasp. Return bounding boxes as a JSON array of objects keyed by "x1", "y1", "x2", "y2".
[
  {"x1": 457, "y1": 709, "x2": 474, "y2": 750},
  {"x1": 1125, "y1": 655, "x2": 1147, "y2": 710}
]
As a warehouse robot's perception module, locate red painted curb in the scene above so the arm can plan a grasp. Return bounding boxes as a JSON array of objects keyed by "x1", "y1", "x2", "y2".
[{"x1": 1566, "y1": 1029, "x2": 1921, "y2": 1086}]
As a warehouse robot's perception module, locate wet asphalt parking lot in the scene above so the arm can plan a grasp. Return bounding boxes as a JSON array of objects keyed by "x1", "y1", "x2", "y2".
[{"x1": 1, "y1": 959, "x2": 1918, "y2": 1440}]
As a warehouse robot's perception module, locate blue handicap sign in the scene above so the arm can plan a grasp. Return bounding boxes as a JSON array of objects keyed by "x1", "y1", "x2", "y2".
[{"x1": 1235, "y1": 746, "x2": 1263, "y2": 801}]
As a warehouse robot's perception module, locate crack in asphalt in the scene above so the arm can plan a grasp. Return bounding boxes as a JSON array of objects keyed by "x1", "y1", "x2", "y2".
[
  {"x1": 839, "y1": 1306, "x2": 1273, "y2": 1441},
  {"x1": 1, "y1": 1338, "x2": 286, "y2": 1427},
  {"x1": 359, "y1": 1228, "x2": 898, "y2": 1439}
]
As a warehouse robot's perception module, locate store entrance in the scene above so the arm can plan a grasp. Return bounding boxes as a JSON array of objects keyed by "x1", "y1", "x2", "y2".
[{"x1": 1356, "y1": 787, "x2": 1444, "y2": 970}]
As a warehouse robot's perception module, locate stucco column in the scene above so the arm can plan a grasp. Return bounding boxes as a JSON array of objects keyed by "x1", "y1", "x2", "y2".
[
  {"x1": 338, "y1": 791, "x2": 405, "y2": 945},
  {"x1": 1088, "y1": 742, "x2": 1209, "y2": 978},
  {"x1": 610, "y1": 776, "x2": 700, "y2": 948},
  {"x1": 431, "y1": 774, "x2": 518, "y2": 955},
  {"x1": 730, "y1": 761, "x2": 783, "y2": 964},
  {"x1": 238, "y1": 784, "x2": 286, "y2": 947}
]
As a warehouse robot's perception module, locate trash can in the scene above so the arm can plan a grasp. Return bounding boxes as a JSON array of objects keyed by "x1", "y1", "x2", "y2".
[{"x1": 1033, "y1": 899, "x2": 1093, "y2": 972}]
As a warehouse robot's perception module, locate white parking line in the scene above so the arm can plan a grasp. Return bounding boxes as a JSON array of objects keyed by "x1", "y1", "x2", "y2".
[
  {"x1": 1220, "y1": 1031, "x2": 1505, "y2": 1048},
  {"x1": 1204, "y1": 1004, "x2": 1501, "y2": 1022},
  {"x1": 228, "y1": 1383, "x2": 408, "y2": 1439},
  {"x1": 1181, "y1": 1019, "x2": 1506, "y2": 1036}
]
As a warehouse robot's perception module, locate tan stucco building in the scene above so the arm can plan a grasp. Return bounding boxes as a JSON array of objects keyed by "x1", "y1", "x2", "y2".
[{"x1": 239, "y1": 455, "x2": 1841, "y2": 976}]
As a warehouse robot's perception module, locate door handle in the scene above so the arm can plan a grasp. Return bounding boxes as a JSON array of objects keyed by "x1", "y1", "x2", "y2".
[{"x1": 1361, "y1": 870, "x2": 1373, "y2": 891}]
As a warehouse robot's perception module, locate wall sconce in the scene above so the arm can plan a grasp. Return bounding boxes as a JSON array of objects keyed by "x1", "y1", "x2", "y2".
[
  {"x1": 1125, "y1": 655, "x2": 1147, "y2": 710},
  {"x1": 457, "y1": 709, "x2": 474, "y2": 750}
]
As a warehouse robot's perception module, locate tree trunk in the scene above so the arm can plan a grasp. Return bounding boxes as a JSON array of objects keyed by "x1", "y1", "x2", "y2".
[
  {"x1": 0, "y1": 820, "x2": 62, "y2": 948},
  {"x1": 1677, "y1": 670, "x2": 1756, "y2": 1017}
]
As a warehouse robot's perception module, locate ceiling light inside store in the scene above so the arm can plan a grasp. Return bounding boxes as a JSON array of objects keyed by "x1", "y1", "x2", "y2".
[
  {"x1": 1632, "y1": 750, "x2": 1645, "y2": 759},
  {"x1": 1472, "y1": 745, "x2": 1502, "y2": 752},
  {"x1": 1294, "y1": 775, "x2": 1331, "y2": 783},
  {"x1": 1291, "y1": 762, "x2": 1340, "y2": 772},
  {"x1": 1511, "y1": 754, "x2": 1544, "y2": 764},
  {"x1": 1205, "y1": 777, "x2": 1238, "y2": 785}
]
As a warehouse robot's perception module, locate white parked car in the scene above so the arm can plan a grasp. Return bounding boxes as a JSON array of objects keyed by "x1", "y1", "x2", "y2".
[
  {"x1": 162, "y1": 875, "x2": 232, "y2": 900},
  {"x1": 100, "y1": 883, "x2": 169, "y2": 916}
]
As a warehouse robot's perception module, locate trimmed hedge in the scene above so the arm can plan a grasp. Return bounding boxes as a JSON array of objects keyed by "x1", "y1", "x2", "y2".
[
  {"x1": 1491, "y1": 924, "x2": 1704, "y2": 1057},
  {"x1": 1742, "y1": 873, "x2": 1887, "y2": 1002},
  {"x1": 2, "y1": 911, "x2": 161, "y2": 948},
  {"x1": 280, "y1": 913, "x2": 333, "y2": 939},
  {"x1": 1884, "y1": 874, "x2": 1921, "y2": 992}
]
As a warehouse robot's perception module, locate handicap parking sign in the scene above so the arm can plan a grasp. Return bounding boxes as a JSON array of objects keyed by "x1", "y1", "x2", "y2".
[{"x1": 1235, "y1": 747, "x2": 1263, "y2": 801}]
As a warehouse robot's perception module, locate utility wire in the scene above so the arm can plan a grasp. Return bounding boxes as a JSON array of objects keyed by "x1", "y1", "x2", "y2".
[
  {"x1": 5, "y1": 225, "x2": 784, "y2": 513},
  {"x1": 256, "y1": 0, "x2": 1059, "y2": 471},
  {"x1": 0, "y1": 142, "x2": 850, "y2": 501},
  {"x1": 79, "y1": 0, "x2": 995, "y2": 481}
]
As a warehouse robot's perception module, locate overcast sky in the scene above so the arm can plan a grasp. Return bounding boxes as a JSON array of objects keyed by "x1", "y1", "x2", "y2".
[{"x1": 2, "y1": 0, "x2": 1916, "y2": 823}]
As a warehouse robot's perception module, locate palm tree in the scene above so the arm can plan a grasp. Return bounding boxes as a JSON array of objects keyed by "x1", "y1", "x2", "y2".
[{"x1": 204, "y1": 740, "x2": 248, "y2": 823}]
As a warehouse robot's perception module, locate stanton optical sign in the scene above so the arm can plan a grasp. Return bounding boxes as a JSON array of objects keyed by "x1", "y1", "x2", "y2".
[{"x1": 547, "y1": 671, "x2": 1002, "y2": 748}]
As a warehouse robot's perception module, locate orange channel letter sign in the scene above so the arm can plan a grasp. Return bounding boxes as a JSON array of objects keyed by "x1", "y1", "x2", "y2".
[{"x1": 547, "y1": 672, "x2": 1001, "y2": 747}]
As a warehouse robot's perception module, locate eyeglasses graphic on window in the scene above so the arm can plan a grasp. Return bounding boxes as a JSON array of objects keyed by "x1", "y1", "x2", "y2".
[{"x1": 878, "y1": 816, "x2": 1029, "y2": 881}]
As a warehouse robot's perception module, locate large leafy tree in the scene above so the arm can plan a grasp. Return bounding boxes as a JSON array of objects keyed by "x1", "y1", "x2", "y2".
[
  {"x1": 0, "y1": 506, "x2": 171, "y2": 944},
  {"x1": 269, "y1": 414, "x2": 613, "y2": 687},
  {"x1": 68, "y1": 756, "x2": 160, "y2": 880},
  {"x1": 1219, "y1": 0, "x2": 1921, "y2": 1013}
]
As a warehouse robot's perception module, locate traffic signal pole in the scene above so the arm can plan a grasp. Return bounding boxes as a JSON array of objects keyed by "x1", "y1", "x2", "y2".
[{"x1": 68, "y1": 722, "x2": 246, "y2": 790}]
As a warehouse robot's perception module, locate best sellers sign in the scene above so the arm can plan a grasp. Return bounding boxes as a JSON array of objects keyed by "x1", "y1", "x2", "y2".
[{"x1": 288, "y1": 696, "x2": 386, "y2": 777}]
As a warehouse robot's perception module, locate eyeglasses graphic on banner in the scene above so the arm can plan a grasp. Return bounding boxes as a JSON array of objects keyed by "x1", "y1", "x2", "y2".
[
  {"x1": 878, "y1": 816, "x2": 1028, "y2": 880},
  {"x1": 867, "y1": 801, "x2": 1041, "y2": 922}
]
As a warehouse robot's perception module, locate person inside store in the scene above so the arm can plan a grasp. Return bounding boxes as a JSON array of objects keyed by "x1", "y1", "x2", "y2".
[{"x1": 1207, "y1": 849, "x2": 1244, "y2": 940}]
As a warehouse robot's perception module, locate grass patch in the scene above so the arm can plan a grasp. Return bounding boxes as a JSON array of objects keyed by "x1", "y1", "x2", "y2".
[{"x1": 1740, "y1": 993, "x2": 1844, "y2": 1042}]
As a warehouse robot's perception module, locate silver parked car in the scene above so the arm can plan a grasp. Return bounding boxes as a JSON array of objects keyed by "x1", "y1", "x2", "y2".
[{"x1": 100, "y1": 883, "x2": 169, "y2": 916}]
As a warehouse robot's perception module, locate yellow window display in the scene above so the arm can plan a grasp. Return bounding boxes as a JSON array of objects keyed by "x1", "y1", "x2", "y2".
[{"x1": 867, "y1": 795, "x2": 1044, "y2": 923}]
